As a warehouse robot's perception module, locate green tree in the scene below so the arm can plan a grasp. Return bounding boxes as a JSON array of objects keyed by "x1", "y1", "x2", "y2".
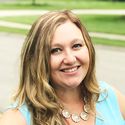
[
  {"x1": 112, "y1": 0, "x2": 125, "y2": 1},
  {"x1": 32, "y1": 0, "x2": 36, "y2": 5}
]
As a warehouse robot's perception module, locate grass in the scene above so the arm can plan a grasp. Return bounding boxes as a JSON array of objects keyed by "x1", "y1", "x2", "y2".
[
  {"x1": 0, "y1": 16, "x2": 38, "y2": 25},
  {"x1": 79, "y1": 15, "x2": 125, "y2": 35},
  {"x1": 92, "y1": 37, "x2": 125, "y2": 47},
  {"x1": 0, "y1": 1, "x2": 125, "y2": 10},
  {"x1": 0, "y1": 26, "x2": 28, "y2": 34},
  {"x1": 0, "y1": 15, "x2": 125, "y2": 35},
  {"x1": 0, "y1": 26, "x2": 125, "y2": 47},
  {"x1": 0, "y1": 0, "x2": 125, "y2": 47}
]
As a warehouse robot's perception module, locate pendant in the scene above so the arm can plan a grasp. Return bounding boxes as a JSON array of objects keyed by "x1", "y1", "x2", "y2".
[
  {"x1": 62, "y1": 109, "x2": 70, "y2": 118},
  {"x1": 80, "y1": 112, "x2": 89, "y2": 121},
  {"x1": 71, "y1": 113, "x2": 80, "y2": 123},
  {"x1": 61, "y1": 102, "x2": 90, "y2": 123},
  {"x1": 84, "y1": 104, "x2": 90, "y2": 113}
]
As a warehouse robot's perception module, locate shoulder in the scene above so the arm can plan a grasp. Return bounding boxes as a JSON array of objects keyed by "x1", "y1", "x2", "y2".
[
  {"x1": 113, "y1": 87, "x2": 125, "y2": 119},
  {"x1": 0, "y1": 103, "x2": 31, "y2": 125},
  {"x1": 98, "y1": 81, "x2": 117, "y2": 99},
  {"x1": 98, "y1": 81, "x2": 121, "y2": 103},
  {"x1": 0, "y1": 109, "x2": 26, "y2": 125},
  {"x1": 98, "y1": 81, "x2": 114, "y2": 101},
  {"x1": 98, "y1": 81, "x2": 125, "y2": 120}
]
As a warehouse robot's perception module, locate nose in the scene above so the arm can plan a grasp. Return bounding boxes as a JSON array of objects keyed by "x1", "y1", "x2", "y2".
[{"x1": 63, "y1": 52, "x2": 76, "y2": 65}]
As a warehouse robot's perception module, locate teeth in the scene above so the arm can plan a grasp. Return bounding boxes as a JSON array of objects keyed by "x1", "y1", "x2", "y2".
[{"x1": 63, "y1": 67, "x2": 77, "y2": 73}]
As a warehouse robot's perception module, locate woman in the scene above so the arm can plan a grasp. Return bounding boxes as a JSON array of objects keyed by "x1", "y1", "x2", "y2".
[{"x1": 0, "y1": 10, "x2": 125, "y2": 125}]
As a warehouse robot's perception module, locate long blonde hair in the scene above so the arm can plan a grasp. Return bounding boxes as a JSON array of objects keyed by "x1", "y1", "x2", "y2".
[{"x1": 14, "y1": 10, "x2": 100, "y2": 125}]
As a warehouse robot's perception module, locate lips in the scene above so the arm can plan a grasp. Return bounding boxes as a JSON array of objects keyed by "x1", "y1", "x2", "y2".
[{"x1": 60, "y1": 66, "x2": 80, "y2": 73}]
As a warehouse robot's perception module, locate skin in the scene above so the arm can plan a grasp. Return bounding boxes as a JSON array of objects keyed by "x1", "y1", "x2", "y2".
[
  {"x1": 50, "y1": 20, "x2": 89, "y2": 92},
  {"x1": 0, "y1": 109, "x2": 26, "y2": 125},
  {"x1": 50, "y1": 20, "x2": 125, "y2": 124},
  {"x1": 113, "y1": 87, "x2": 125, "y2": 119},
  {"x1": 0, "y1": 20, "x2": 125, "y2": 125},
  {"x1": 50, "y1": 20, "x2": 94, "y2": 125}
]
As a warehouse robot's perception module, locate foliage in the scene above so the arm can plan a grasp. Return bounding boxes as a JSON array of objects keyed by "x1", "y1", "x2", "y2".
[{"x1": 0, "y1": 1, "x2": 125, "y2": 9}]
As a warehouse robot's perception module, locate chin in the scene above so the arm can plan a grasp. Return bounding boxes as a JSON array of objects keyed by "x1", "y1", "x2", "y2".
[{"x1": 64, "y1": 81, "x2": 82, "y2": 88}]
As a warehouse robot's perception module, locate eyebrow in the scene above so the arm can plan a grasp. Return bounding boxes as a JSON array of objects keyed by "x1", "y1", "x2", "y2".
[
  {"x1": 72, "y1": 38, "x2": 84, "y2": 43},
  {"x1": 51, "y1": 38, "x2": 84, "y2": 47}
]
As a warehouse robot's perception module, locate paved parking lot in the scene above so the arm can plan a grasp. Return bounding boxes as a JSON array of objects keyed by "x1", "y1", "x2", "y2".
[{"x1": 0, "y1": 32, "x2": 125, "y2": 112}]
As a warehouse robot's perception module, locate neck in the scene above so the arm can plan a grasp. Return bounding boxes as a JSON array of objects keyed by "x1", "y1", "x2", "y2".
[
  {"x1": 56, "y1": 87, "x2": 81, "y2": 104},
  {"x1": 56, "y1": 87, "x2": 84, "y2": 113}
]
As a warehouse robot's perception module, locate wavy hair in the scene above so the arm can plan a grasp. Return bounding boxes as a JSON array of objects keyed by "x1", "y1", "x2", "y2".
[{"x1": 14, "y1": 10, "x2": 100, "y2": 125}]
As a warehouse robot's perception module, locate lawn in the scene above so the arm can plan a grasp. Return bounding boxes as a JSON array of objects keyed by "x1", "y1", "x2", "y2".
[
  {"x1": 1, "y1": 26, "x2": 124, "y2": 47},
  {"x1": 92, "y1": 37, "x2": 125, "y2": 47},
  {"x1": 0, "y1": 0, "x2": 125, "y2": 47},
  {"x1": 0, "y1": 15, "x2": 125, "y2": 35},
  {"x1": 79, "y1": 15, "x2": 125, "y2": 35},
  {"x1": 0, "y1": 1, "x2": 125, "y2": 10},
  {"x1": 0, "y1": 26, "x2": 28, "y2": 34}
]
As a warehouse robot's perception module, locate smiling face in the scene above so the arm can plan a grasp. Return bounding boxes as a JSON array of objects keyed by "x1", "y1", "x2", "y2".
[{"x1": 50, "y1": 20, "x2": 89, "y2": 91}]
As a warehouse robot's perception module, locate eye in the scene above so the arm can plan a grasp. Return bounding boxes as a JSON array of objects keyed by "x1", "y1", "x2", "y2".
[
  {"x1": 50, "y1": 48, "x2": 62, "y2": 54},
  {"x1": 73, "y1": 43, "x2": 83, "y2": 49}
]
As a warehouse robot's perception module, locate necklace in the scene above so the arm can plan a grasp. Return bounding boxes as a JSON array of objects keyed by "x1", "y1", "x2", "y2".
[{"x1": 61, "y1": 104, "x2": 90, "y2": 123}]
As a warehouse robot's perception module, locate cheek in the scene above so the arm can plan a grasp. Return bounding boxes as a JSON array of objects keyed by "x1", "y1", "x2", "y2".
[
  {"x1": 50, "y1": 55, "x2": 62, "y2": 71},
  {"x1": 78, "y1": 47, "x2": 90, "y2": 64},
  {"x1": 50, "y1": 56, "x2": 63, "y2": 84}
]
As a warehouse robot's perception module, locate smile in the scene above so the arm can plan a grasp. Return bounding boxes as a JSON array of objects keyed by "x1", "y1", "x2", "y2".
[{"x1": 61, "y1": 66, "x2": 80, "y2": 73}]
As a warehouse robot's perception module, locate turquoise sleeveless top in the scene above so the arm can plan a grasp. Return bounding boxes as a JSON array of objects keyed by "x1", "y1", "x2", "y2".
[{"x1": 8, "y1": 81, "x2": 125, "y2": 125}]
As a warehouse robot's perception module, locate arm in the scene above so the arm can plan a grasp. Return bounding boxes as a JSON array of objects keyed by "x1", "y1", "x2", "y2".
[
  {"x1": 0, "y1": 109, "x2": 26, "y2": 125},
  {"x1": 113, "y1": 87, "x2": 125, "y2": 119}
]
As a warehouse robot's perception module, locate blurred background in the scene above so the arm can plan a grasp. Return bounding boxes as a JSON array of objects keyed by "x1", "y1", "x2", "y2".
[{"x1": 0, "y1": 0, "x2": 125, "y2": 114}]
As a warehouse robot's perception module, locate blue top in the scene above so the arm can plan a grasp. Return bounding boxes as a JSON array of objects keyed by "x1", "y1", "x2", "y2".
[
  {"x1": 8, "y1": 81, "x2": 125, "y2": 125},
  {"x1": 96, "y1": 81, "x2": 125, "y2": 125}
]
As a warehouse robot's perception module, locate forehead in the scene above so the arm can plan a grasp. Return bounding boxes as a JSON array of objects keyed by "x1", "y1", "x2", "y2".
[{"x1": 51, "y1": 20, "x2": 84, "y2": 45}]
